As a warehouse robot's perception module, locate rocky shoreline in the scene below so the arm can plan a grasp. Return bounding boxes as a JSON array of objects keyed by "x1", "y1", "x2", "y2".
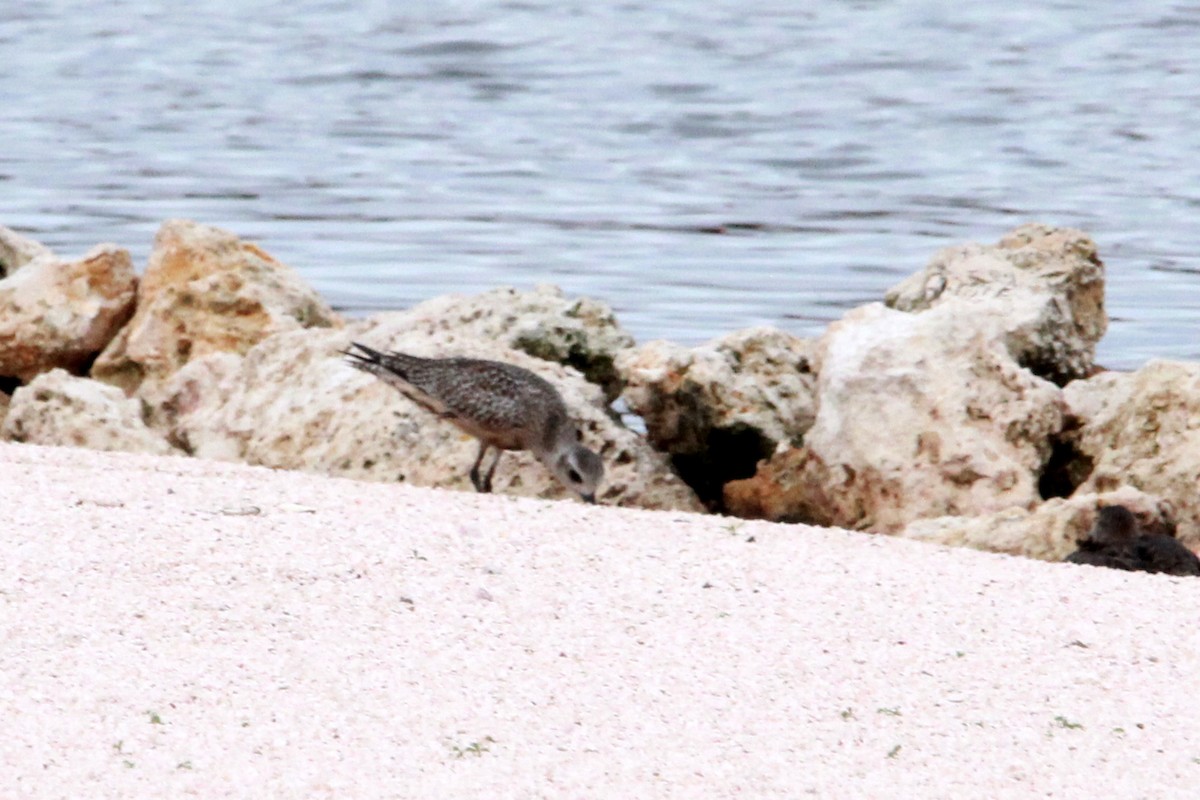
[{"x1": 2, "y1": 219, "x2": 1197, "y2": 566}]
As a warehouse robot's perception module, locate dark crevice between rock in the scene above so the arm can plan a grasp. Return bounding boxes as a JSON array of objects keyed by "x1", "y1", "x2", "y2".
[
  {"x1": 671, "y1": 424, "x2": 774, "y2": 512},
  {"x1": 566, "y1": 351, "x2": 619, "y2": 398},
  {"x1": 166, "y1": 430, "x2": 195, "y2": 456},
  {"x1": 1038, "y1": 426, "x2": 1094, "y2": 500},
  {"x1": 0, "y1": 375, "x2": 21, "y2": 396},
  {"x1": 139, "y1": 392, "x2": 192, "y2": 455},
  {"x1": 1016, "y1": 352, "x2": 1078, "y2": 388},
  {"x1": 73, "y1": 349, "x2": 102, "y2": 378}
]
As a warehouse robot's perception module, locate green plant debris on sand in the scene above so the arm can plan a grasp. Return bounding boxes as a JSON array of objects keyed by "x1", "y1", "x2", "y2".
[{"x1": 451, "y1": 736, "x2": 497, "y2": 759}]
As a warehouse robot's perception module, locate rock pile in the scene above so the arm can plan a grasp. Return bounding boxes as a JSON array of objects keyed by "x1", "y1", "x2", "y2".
[
  {"x1": 1, "y1": 218, "x2": 1197, "y2": 565},
  {"x1": 0, "y1": 220, "x2": 699, "y2": 512}
]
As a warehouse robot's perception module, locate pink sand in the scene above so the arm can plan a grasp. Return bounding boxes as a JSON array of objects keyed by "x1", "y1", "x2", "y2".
[{"x1": 2, "y1": 442, "x2": 1198, "y2": 798}]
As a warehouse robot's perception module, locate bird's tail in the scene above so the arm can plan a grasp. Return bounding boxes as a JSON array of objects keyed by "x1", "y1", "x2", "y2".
[
  {"x1": 343, "y1": 341, "x2": 384, "y2": 362},
  {"x1": 343, "y1": 342, "x2": 425, "y2": 386},
  {"x1": 342, "y1": 341, "x2": 392, "y2": 377}
]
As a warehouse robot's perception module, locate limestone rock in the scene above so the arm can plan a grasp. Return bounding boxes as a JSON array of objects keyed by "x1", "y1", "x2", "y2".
[
  {"x1": 0, "y1": 225, "x2": 54, "y2": 273},
  {"x1": 91, "y1": 219, "x2": 339, "y2": 395},
  {"x1": 152, "y1": 323, "x2": 702, "y2": 512},
  {"x1": 1058, "y1": 368, "x2": 1127, "y2": 422},
  {"x1": 2, "y1": 369, "x2": 175, "y2": 456},
  {"x1": 885, "y1": 223, "x2": 1106, "y2": 384},
  {"x1": 899, "y1": 487, "x2": 1173, "y2": 562},
  {"x1": 723, "y1": 302, "x2": 1064, "y2": 531},
  {"x1": 0, "y1": 228, "x2": 137, "y2": 383},
  {"x1": 617, "y1": 327, "x2": 817, "y2": 506},
  {"x1": 357, "y1": 285, "x2": 634, "y2": 401},
  {"x1": 142, "y1": 351, "x2": 244, "y2": 454},
  {"x1": 1063, "y1": 360, "x2": 1200, "y2": 548}
]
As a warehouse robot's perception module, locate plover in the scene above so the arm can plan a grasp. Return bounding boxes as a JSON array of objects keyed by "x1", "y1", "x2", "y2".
[
  {"x1": 344, "y1": 342, "x2": 604, "y2": 502},
  {"x1": 1066, "y1": 505, "x2": 1200, "y2": 576}
]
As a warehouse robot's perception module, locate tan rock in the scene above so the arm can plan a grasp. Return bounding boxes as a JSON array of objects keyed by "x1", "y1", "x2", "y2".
[
  {"x1": 0, "y1": 228, "x2": 137, "y2": 383},
  {"x1": 885, "y1": 223, "x2": 1106, "y2": 383},
  {"x1": 91, "y1": 219, "x2": 339, "y2": 395},
  {"x1": 1064, "y1": 360, "x2": 1200, "y2": 548},
  {"x1": 2, "y1": 369, "x2": 175, "y2": 456},
  {"x1": 723, "y1": 302, "x2": 1064, "y2": 531},
  {"x1": 899, "y1": 487, "x2": 1173, "y2": 562},
  {"x1": 721, "y1": 445, "x2": 810, "y2": 523},
  {"x1": 152, "y1": 323, "x2": 702, "y2": 512},
  {"x1": 617, "y1": 327, "x2": 817, "y2": 505},
  {"x1": 357, "y1": 285, "x2": 634, "y2": 401}
]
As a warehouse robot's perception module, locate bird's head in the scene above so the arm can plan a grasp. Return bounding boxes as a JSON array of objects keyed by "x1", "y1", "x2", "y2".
[{"x1": 550, "y1": 442, "x2": 605, "y2": 503}]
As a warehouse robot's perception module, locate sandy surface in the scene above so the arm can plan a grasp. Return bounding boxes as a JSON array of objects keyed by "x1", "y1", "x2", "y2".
[{"x1": 2, "y1": 442, "x2": 1199, "y2": 799}]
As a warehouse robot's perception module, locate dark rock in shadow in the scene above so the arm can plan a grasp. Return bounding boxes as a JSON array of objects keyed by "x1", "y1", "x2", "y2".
[
  {"x1": 1128, "y1": 535, "x2": 1200, "y2": 577},
  {"x1": 1066, "y1": 505, "x2": 1200, "y2": 577}
]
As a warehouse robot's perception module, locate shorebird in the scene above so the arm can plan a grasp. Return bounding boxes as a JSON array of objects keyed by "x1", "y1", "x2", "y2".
[
  {"x1": 344, "y1": 342, "x2": 604, "y2": 502},
  {"x1": 1066, "y1": 505, "x2": 1200, "y2": 576}
]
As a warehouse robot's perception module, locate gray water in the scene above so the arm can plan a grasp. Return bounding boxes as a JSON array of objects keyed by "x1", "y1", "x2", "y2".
[{"x1": 3, "y1": 1, "x2": 1199, "y2": 369}]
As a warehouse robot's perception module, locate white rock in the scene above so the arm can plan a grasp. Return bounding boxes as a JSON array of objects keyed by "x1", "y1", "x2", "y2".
[
  {"x1": 724, "y1": 302, "x2": 1064, "y2": 532},
  {"x1": 2, "y1": 369, "x2": 175, "y2": 456},
  {"x1": 885, "y1": 223, "x2": 1106, "y2": 383},
  {"x1": 0, "y1": 225, "x2": 53, "y2": 269},
  {"x1": 1064, "y1": 359, "x2": 1200, "y2": 548}
]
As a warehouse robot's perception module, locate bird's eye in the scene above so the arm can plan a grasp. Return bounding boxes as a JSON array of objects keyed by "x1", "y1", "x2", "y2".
[{"x1": 568, "y1": 469, "x2": 582, "y2": 483}]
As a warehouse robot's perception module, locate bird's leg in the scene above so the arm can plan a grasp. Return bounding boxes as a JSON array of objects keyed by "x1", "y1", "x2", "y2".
[
  {"x1": 481, "y1": 448, "x2": 502, "y2": 493},
  {"x1": 469, "y1": 442, "x2": 491, "y2": 492}
]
